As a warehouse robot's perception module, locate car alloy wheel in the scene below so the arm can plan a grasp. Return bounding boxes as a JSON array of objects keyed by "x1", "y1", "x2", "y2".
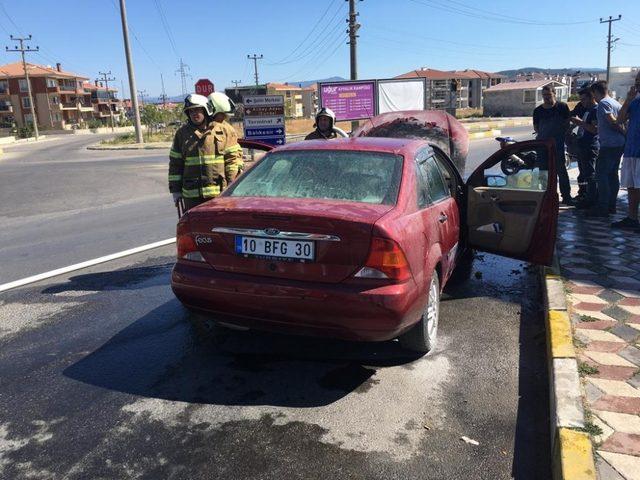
[{"x1": 399, "y1": 273, "x2": 440, "y2": 354}]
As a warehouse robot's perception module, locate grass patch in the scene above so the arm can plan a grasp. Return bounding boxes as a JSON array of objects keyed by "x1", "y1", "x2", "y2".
[
  {"x1": 576, "y1": 421, "x2": 603, "y2": 437},
  {"x1": 101, "y1": 131, "x2": 173, "y2": 145},
  {"x1": 573, "y1": 337, "x2": 587, "y2": 349},
  {"x1": 578, "y1": 362, "x2": 599, "y2": 376},
  {"x1": 580, "y1": 315, "x2": 599, "y2": 323}
]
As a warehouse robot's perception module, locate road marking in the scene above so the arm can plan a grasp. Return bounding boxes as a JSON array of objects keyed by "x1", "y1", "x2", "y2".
[{"x1": 0, "y1": 238, "x2": 176, "y2": 293}]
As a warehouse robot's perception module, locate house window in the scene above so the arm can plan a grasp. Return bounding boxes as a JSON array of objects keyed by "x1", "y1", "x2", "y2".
[
  {"x1": 47, "y1": 78, "x2": 57, "y2": 88},
  {"x1": 523, "y1": 90, "x2": 537, "y2": 103},
  {"x1": 19, "y1": 79, "x2": 28, "y2": 92},
  {"x1": 24, "y1": 113, "x2": 33, "y2": 124},
  {"x1": 51, "y1": 96, "x2": 59, "y2": 104},
  {"x1": 22, "y1": 97, "x2": 31, "y2": 109}
]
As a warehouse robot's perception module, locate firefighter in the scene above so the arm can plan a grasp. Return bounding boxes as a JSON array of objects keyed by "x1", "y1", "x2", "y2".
[
  {"x1": 168, "y1": 92, "x2": 243, "y2": 212},
  {"x1": 305, "y1": 107, "x2": 339, "y2": 140}
]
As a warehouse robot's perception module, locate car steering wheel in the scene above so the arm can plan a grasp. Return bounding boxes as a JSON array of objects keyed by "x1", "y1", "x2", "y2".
[{"x1": 500, "y1": 156, "x2": 523, "y2": 176}]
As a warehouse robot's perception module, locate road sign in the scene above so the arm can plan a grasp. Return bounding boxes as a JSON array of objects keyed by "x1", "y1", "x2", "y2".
[
  {"x1": 243, "y1": 116, "x2": 285, "y2": 128},
  {"x1": 195, "y1": 78, "x2": 215, "y2": 96},
  {"x1": 243, "y1": 95, "x2": 284, "y2": 106},
  {"x1": 244, "y1": 127, "x2": 285, "y2": 137},
  {"x1": 244, "y1": 105, "x2": 285, "y2": 117},
  {"x1": 243, "y1": 95, "x2": 286, "y2": 146}
]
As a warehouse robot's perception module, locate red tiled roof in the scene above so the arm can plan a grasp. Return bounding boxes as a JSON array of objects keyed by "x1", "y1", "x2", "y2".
[
  {"x1": 395, "y1": 68, "x2": 503, "y2": 80},
  {"x1": 81, "y1": 81, "x2": 117, "y2": 92},
  {"x1": 267, "y1": 82, "x2": 304, "y2": 91},
  {"x1": 484, "y1": 79, "x2": 566, "y2": 92},
  {"x1": 0, "y1": 62, "x2": 88, "y2": 80}
]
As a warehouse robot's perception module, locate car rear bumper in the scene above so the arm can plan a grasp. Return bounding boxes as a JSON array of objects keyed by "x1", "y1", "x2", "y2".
[{"x1": 171, "y1": 261, "x2": 423, "y2": 342}]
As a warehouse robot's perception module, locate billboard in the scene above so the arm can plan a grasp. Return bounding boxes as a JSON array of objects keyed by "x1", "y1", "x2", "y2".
[
  {"x1": 318, "y1": 80, "x2": 376, "y2": 121},
  {"x1": 377, "y1": 79, "x2": 426, "y2": 114}
]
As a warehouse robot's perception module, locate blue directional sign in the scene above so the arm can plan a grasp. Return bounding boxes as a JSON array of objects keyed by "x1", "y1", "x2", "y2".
[
  {"x1": 243, "y1": 95, "x2": 286, "y2": 147},
  {"x1": 244, "y1": 127, "x2": 285, "y2": 138},
  {"x1": 249, "y1": 136, "x2": 285, "y2": 147}
]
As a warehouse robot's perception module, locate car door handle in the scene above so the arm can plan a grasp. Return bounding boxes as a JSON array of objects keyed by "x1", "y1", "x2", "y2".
[
  {"x1": 438, "y1": 213, "x2": 448, "y2": 223},
  {"x1": 489, "y1": 194, "x2": 500, "y2": 202}
]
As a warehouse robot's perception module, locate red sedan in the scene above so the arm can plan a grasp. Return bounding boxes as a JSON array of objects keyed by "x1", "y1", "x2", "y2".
[{"x1": 171, "y1": 135, "x2": 558, "y2": 353}]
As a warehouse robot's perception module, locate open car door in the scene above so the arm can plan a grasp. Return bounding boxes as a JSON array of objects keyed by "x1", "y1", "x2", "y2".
[{"x1": 465, "y1": 139, "x2": 558, "y2": 265}]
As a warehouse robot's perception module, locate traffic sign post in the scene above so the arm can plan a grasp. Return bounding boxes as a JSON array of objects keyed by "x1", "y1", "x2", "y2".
[
  {"x1": 243, "y1": 95, "x2": 285, "y2": 146},
  {"x1": 195, "y1": 78, "x2": 215, "y2": 96}
]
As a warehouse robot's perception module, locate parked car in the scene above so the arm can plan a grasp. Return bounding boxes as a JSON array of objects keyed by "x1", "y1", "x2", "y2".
[{"x1": 171, "y1": 133, "x2": 558, "y2": 353}]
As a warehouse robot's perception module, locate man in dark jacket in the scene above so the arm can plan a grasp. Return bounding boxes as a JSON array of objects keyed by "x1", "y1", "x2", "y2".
[{"x1": 305, "y1": 107, "x2": 339, "y2": 140}]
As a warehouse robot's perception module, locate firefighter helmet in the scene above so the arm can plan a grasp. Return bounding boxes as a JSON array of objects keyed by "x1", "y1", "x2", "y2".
[
  {"x1": 315, "y1": 107, "x2": 336, "y2": 127},
  {"x1": 207, "y1": 92, "x2": 235, "y2": 116},
  {"x1": 183, "y1": 93, "x2": 212, "y2": 115}
]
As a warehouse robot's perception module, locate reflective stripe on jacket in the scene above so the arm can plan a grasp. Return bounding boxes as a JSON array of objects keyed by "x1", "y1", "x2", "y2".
[{"x1": 168, "y1": 120, "x2": 243, "y2": 199}]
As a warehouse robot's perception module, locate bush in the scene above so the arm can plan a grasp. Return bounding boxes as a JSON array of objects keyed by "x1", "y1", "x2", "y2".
[
  {"x1": 17, "y1": 125, "x2": 33, "y2": 138},
  {"x1": 87, "y1": 119, "x2": 103, "y2": 130}
]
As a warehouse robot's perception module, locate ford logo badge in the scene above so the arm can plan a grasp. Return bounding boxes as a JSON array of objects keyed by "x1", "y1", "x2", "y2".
[{"x1": 264, "y1": 228, "x2": 280, "y2": 236}]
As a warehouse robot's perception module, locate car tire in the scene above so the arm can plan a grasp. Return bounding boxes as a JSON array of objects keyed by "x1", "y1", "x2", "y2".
[
  {"x1": 448, "y1": 248, "x2": 475, "y2": 285},
  {"x1": 399, "y1": 273, "x2": 440, "y2": 354}
]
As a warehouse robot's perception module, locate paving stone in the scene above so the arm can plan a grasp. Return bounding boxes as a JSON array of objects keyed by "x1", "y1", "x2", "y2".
[
  {"x1": 618, "y1": 346, "x2": 640, "y2": 367},
  {"x1": 619, "y1": 298, "x2": 640, "y2": 307},
  {"x1": 569, "y1": 293, "x2": 610, "y2": 304},
  {"x1": 595, "y1": 411, "x2": 640, "y2": 435},
  {"x1": 600, "y1": 432, "x2": 640, "y2": 456},
  {"x1": 578, "y1": 330, "x2": 626, "y2": 344},
  {"x1": 587, "y1": 341, "x2": 626, "y2": 353},
  {"x1": 596, "y1": 454, "x2": 626, "y2": 480},
  {"x1": 571, "y1": 279, "x2": 607, "y2": 289},
  {"x1": 575, "y1": 302, "x2": 608, "y2": 312},
  {"x1": 593, "y1": 395, "x2": 640, "y2": 415},
  {"x1": 592, "y1": 414, "x2": 616, "y2": 444},
  {"x1": 610, "y1": 325, "x2": 640, "y2": 344},
  {"x1": 598, "y1": 289, "x2": 627, "y2": 303},
  {"x1": 587, "y1": 378, "x2": 640, "y2": 397},
  {"x1": 602, "y1": 306, "x2": 633, "y2": 322},
  {"x1": 619, "y1": 304, "x2": 640, "y2": 316},
  {"x1": 584, "y1": 351, "x2": 636, "y2": 367},
  {"x1": 591, "y1": 365, "x2": 638, "y2": 381},
  {"x1": 585, "y1": 380, "x2": 606, "y2": 404},
  {"x1": 612, "y1": 289, "x2": 640, "y2": 299},
  {"x1": 629, "y1": 373, "x2": 640, "y2": 389},
  {"x1": 575, "y1": 320, "x2": 618, "y2": 330},
  {"x1": 572, "y1": 310, "x2": 617, "y2": 322}
]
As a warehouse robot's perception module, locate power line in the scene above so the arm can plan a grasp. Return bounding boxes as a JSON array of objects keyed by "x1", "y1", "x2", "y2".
[
  {"x1": 266, "y1": 0, "x2": 342, "y2": 65},
  {"x1": 267, "y1": 2, "x2": 346, "y2": 66},
  {"x1": 152, "y1": 0, "x2": 180, "y2": 59},
  {"x1": 408, "y1": 0, "x2": 597, "y2": 26},
  {"x1": 278, "y1": 33, "x2": 348, "y2": 82},
  {"x1": 600, "y1": 15, "x2": 622, "y2": 82}
]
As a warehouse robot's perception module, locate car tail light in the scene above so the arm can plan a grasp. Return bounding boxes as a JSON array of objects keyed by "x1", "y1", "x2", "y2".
[
  {"x1": 354, "y1": 237, "x2": 411, "y2": 281},
  {"x1": 176, "y1": 219, "x2": 205, "y2": 262}
]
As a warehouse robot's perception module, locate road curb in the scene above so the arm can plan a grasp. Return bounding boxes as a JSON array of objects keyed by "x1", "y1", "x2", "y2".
[
  {"x1": 542, "y1": 253, "x2": 597, "y2": 480},
  {"x1": 87, "y1": 142, "x2": 171, "y2": 150},
  {"x1": 467, "y1": 129, "x2": 501, "y2": 139}
]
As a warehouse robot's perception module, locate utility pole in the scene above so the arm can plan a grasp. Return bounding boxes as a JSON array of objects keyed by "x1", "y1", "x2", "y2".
[
  {"x1": 6, "y1": 35, "x2": 40, "y2": 140},
  {"x1": 118, "y1": 0, "x2": 143, "y2": 143},
  {"x1": 176, "y1": 59, "x2": 189, "y2": 97},
  {"x1": 347, "y1": 0, "x2": 362, "y2": 133},
  {"x1": 160, "y1": 73, "x2": 167, "y2": 107},
  {"x1": 600, "y1": 15, "x2": 622, "y2": 83},
  {"x1": 231, "y1": 80, "x2": 242, "y2": 88},
  {"x1": 247, "y1": 54, "x2": 263, "y2": 86},
  {"x1": 97, "y1": 70, "x2": 116, "y2": 132},
  {"x1": 137, "y1": 89, "x2": 147, "y2": 106}
]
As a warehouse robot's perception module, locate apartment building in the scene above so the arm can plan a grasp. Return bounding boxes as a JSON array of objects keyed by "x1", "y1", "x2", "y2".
[
  {"x1": 266, "y1": 82, "x2": 304, "y2": 118},
  {"x1": 0, "y1": 62, "x2": 122, "y2": 129},
  {"x1": 395, "y1": 68, "x2": 503, "y2": 110}
]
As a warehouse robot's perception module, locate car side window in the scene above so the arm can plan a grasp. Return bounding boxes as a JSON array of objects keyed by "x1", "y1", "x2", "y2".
[
  {"x1": 416, "y1": 150, "x2": 450, "y2": 209},
  {"x1": 424, "y1": 157, "x2": 450, "y2": 204}
]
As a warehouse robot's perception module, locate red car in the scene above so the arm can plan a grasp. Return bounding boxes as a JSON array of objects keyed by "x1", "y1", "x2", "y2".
[{"x1": 171, "y1": 134, "x2": 558, "y2": 353}]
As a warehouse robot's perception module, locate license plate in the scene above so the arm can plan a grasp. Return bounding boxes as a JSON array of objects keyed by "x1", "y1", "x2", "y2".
[{"x1": 235, "y1": 236, "x2": 315, "y2": 261}]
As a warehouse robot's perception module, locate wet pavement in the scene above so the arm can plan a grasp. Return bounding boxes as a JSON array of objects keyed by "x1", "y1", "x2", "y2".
[{"x1": 0, "y1": 246, "x2": 550, "y2": 479}]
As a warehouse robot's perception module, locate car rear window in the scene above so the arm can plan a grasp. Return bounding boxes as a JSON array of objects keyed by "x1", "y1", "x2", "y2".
[{"x1": 227, "y1": 150, "x2": 403, "y2": 205}]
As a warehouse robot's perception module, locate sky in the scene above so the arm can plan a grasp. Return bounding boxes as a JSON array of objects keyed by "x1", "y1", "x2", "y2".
[{"x1": 0, "y1": 0, "x2": 639, "y2": 100}]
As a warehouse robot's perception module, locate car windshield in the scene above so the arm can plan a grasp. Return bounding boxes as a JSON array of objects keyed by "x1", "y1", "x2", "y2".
[{"x1": 227, "y1": 150, "x2": 403, "y2": 205}]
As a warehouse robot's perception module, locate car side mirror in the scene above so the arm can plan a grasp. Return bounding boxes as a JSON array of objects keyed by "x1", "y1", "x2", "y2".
[{"x1": 486, "y1": 175, "x2": 507, "y2": 188}]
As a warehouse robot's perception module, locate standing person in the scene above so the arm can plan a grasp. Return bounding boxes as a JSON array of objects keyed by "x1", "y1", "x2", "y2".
[
  {"x1": 305, "y1": 107, "x2": 339, "y2": 140},
  {"x1": 533, "y1": 85, "x2": 573, "y2": 205},
  {"x1": 570, "y1": 87, "x2": 599, "y2": 208},
  {"x1": 612, "y1": 71, "x2": 640, "y2": 231},
  {"x1": 168, "y1": 93, "x2": 243, "y2": 212},
  {"x1": 587, "y1": 81, "x2": 626, "y2": 217}
]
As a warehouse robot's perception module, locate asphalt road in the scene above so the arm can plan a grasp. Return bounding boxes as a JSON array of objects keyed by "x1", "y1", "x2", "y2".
[{"x1": 0, "y1": 126, "x2": 550, "y2": 479}]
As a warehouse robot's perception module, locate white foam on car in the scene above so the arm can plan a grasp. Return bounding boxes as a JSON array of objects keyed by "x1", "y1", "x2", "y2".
[{"x1": 0, "y1": 238, "x2": 176, "y2": 293}]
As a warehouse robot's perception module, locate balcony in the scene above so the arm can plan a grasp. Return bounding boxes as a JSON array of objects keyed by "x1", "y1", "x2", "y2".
[
  {"x1": 60, "y1": 102, "x2": 77, "y2": 110},
  {"x1": 0, "y1": 102, "x2": 12, "y2": 113},
  {"x1": 58, "y1": 84, "x2": 78, "y2": 93},
  {"x1": 79, "y1": 103, "x2": 94, "y2": 112}
]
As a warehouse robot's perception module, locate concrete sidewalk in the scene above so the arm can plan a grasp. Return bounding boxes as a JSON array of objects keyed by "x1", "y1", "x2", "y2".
[{"x1": 557, "y1": 169, "x2": 640, "y2": 479}]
